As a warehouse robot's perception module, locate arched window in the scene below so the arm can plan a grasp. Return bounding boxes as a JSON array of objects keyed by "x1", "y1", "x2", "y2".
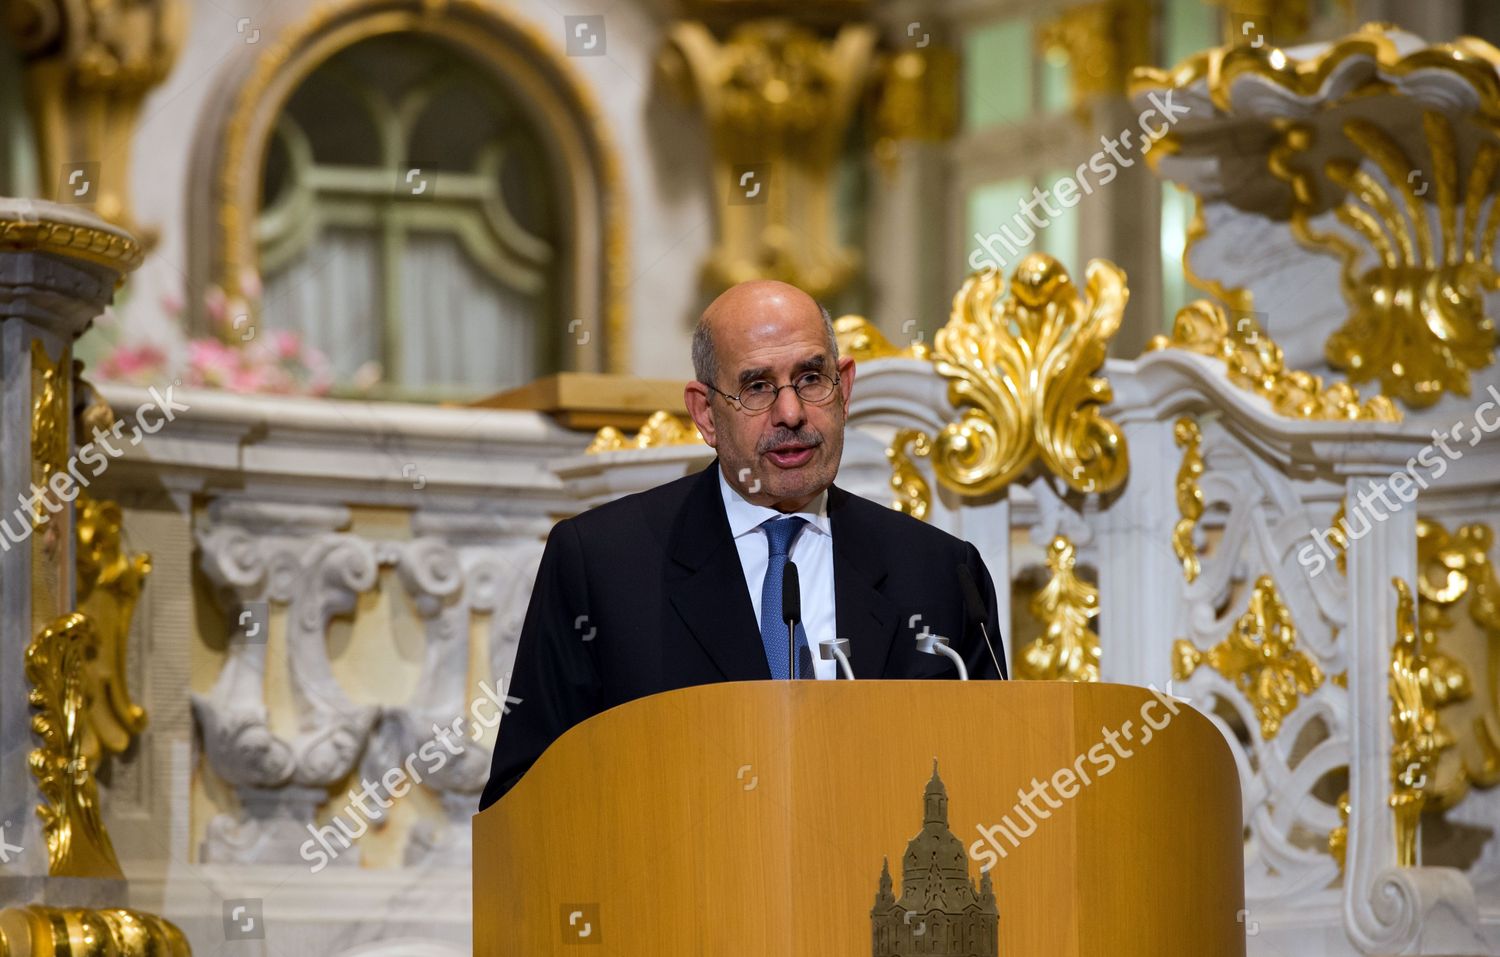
[
  {"x1": 257, "y1": 33, "x2": 557, "y2": 395},
  {"x1": 194, "y1": 1, "x2": 626, "y2": 399}
]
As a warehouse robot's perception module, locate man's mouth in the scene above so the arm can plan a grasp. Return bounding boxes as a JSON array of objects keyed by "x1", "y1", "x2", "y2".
[{"x1": 764, "y1": 444, "x2": 816, "y2": 469}]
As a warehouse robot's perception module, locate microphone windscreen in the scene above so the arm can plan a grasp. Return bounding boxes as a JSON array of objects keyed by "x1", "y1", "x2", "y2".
[
  {"x1": 957, "y1": 563, "x2": 986, "y2": 625},
  {"x1": 782, "y1": 561, "x2": 802, "y2": 622}
]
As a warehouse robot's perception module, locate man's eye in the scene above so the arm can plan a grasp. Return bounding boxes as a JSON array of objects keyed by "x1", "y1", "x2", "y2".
[
  {"x1": 743, "y1": 380, "x2": 776, "y2": 395},
  {"x1": 796, "y1": 372, "x2": 823, "y2": 387}
]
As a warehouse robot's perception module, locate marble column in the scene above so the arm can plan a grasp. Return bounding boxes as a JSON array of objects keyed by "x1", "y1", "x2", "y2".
[{"x1": 0, "y1": 198, "x2": 188, "y2": 951}]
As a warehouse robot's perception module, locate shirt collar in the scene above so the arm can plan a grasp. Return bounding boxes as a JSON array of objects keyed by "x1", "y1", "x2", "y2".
[{"x1": 717, "y1": 465, "x2": 831, "y2": 541}]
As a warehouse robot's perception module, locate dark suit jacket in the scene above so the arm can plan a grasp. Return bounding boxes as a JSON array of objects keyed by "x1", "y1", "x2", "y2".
[{"x1": 477, "y1": 461, "x2": 1007, "y2": 810}]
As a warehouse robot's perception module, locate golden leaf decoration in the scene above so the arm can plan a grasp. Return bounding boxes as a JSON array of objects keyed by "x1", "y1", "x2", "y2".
[
  {"x1": 1172, "y1": 417, "x2": 1205, "y2": 583},
  {"x1": 25, "y1": 611, "x2": 123, "y2": 878},
  {"x1": 1390, "y1": 576, "x2": 1457, "y2": 867},
  {"x1": 30, "y1": 339, "x2": 69, "y2": 501},
  {"x1": 1131, "y1": 24, "x2": 1500, "y2": 408},
  {"x1": 71, "y1": 374, "x2": 152, "y2": 751},
  {"x1": 586, "y1": 411, "x2": 703, "y2": 454},
  {"x1": 1297, "y1": 112, "x2": 1499, "y2": 408},
  {"x1": 1017, "y1": 536, "x2": 1101, "y2": 682},
  {"x1": 76, "y1": 492, "x2": 151, "y2": 752},
  {"x1": 1149, "y1": 300, "x2": 1401, "y2": 421},
  {"x1": 1172, "y1": 575, "x2": 1324, "y2": 739},
  {"x1": 929, "y1": 253, "x2": 1129, "y2": 496},
  {"x1": 835, "y1": 314, "x2": 928, "y2": 361},
  {"x1": 886, "y1": 428, "x2": 932, "y2": 522},
  {"x1": 1413, "y1": 518, "x2": 1499, "y2": 801}
]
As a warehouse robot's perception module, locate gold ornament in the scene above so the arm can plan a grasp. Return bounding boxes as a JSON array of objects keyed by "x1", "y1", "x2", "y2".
[
  {"x1": 26, "y1": 611, "x2": 124, "y2": 878},
  {"x1": 4, "y1": 0, "x2": 185, "y2": 242},
  {"x1": 834, "y1": 315, "x2": 928, "y2": 361},
  {"x1": 886, "y1": 429, "x2": 932, "y2": 522},
  {"x1": 586, "y1": 411, "x2": 703, "y2": 453},
  {"x1": 1172, "y1": 417, "x2": 1205, "y2": 584},
  {"x1": 1131, "y1": 24, "x2": 1500, "y2": 125},
  {"x1": 1173, "y1": 575, "x2": 1324, "y2": 739},
  {"x1": 1016, "y1": 536, "x2": 1101, "y2": 682},
  {"x1": 31, "y1": 338, "x2": 68, "y2": 484},
  {"x1": 1149, "y1": 300, "x2": 1400, "y2": 421},
  {"x1": 658, "y1": 18, "x2": 875, "y2": 299},
  {"x1": 0, "y1": 905, "x2": 189, "y2": 956},
  {"x1": 1389, "y1": 576, "x2": 1456, "y2": 867},
  {"x1": 871, "y1": 44, "x2": 958, "y2": 153},
  {"x1": 1329, "y1": 788, "x2": 1350, "y2": 875},
  {"x1": 0, "y1": 215, "x2": 145, "y2": 274},
  {"x1": 929, "y1": 254, "x2": 1129, "y2": 496},
  {"x1": 1413, "y1": 518, "x2": 1500, "y2": 803},
  {"x1": 1132, "y1": 24, "x2": 1500, "y2": 410},
  {"x1": 1037, "y1": 0, "x2": 1151, "y2": 123},
  {"x1": 1328, "y1": 500, "x2": 1349, "y2": 575},
  {"x1": 1288, "y1": 112, "x2": 1499, "y2": 407},
  {"x1": 76, "y1": 492, "x2": 151, "y2": 752}
]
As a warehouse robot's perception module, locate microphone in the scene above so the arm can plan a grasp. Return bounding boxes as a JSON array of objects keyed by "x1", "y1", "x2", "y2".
[
  {"x1": 958, "y1": 563, "x2": 1007, "y2": 680},
  {"x1": 783, "y1": 561, "x2": 802, "y2": 680},
  {"x1": 915, "y1": 629, "x2": 968, "y2": 680},
  {"x1": 819, "y1": 638, "x2": 855, "y2": 680}
]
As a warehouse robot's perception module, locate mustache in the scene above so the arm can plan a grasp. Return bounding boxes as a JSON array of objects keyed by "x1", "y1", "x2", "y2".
[{"x1": 757, "y1": 428, "x2": 824, "y2": 455}]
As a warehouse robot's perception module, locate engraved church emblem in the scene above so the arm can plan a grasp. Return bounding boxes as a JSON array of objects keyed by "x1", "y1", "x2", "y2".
[{"x1": 871, "y1": 762, "x2": 999, "y2": 956}]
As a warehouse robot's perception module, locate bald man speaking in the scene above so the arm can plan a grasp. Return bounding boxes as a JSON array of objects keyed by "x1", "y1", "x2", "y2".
[{"x1": 479, "y1": 281, "x2": 1007, "y2": 809}]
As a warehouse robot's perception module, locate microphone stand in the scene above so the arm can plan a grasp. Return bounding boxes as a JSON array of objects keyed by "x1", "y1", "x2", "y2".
[{"x1": 957, "y1": 563, "x2": 1007, "y2": 680}]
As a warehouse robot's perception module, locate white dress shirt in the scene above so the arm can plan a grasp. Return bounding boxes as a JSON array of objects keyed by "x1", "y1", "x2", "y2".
[{"x1": 717, "y1": 467, "x2": 838, "y2": 679}]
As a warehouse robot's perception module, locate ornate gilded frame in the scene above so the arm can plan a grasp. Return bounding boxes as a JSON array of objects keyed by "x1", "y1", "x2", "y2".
[{"x1": 191, "y1": 0, "x2": 629, "y2": 373}]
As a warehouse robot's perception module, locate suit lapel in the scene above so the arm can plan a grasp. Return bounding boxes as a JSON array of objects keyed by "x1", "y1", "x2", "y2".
[
  {"x1": 828, "y1": 485, "x2": 900, "y2": 679},
  {"x1": 666, "y1": 463, "x2": 773, "y2": 681}
]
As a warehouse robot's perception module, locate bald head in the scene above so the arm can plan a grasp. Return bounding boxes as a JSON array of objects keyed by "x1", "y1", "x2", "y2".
[
  {"x1": 691, "y1": 280, "x2": 838, "y2": 387},
  {"x1": 682, "y1": 278, "x2": 856, "y2": 510}
]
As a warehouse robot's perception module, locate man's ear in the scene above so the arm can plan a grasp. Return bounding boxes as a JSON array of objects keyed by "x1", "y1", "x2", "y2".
[
  {"x1": 837, "y1": 355, "x2": 856, "y2": 406},
  {"x1": 684, "y1": 382, "x2": 717, "y2": 448}
]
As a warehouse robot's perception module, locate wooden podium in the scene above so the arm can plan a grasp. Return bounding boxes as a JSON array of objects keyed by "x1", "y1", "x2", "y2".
[{"x1": 473, "y1": 681, "x2": 1246, "y2": 956}]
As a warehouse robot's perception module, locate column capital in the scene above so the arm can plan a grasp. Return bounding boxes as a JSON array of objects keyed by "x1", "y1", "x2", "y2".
[{"x1": 0, "y1": 198, "x2": 143, "y2": 341}]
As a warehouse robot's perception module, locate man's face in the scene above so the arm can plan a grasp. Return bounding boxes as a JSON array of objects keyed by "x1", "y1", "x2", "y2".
[{"x1": 685, "y1": 291, "x2": 856, "y2": 511}]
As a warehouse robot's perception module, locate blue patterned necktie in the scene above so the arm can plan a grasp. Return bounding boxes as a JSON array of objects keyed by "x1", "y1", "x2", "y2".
[{"x1": 759, "y1": 516, "x2": 814, "y2": 679}]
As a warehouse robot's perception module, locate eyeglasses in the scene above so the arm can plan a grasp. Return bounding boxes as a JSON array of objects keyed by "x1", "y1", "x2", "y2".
[{"x1": 708, "y1": 371, "x2": 841, "y2": 413}]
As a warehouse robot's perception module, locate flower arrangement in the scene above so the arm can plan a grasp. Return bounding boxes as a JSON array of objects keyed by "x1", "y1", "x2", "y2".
[{"x1": 91, "y1": 269, "x2": 341, "y2": 396}]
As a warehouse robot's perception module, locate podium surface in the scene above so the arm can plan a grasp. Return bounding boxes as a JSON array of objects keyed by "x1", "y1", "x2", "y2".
[{"x1": 474, "y1": 681, "x2": 1245, "y2": 956}]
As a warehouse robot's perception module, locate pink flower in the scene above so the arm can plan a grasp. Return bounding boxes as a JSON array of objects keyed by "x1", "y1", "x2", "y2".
[
  {"x1": 271, "y1": 328, "x2": 303, "y2": 361},
  {"x1": 98, "y1": 343, "x2": 167, "y2": 382},
  {"x1": 177, "y1": 320, "x2": 337, "y2": 396},
  {"x1": 228, "y1": 365, "x2": 272, "y2": 393},
  {"x1": 188, "y1": 338, "x2": 237, "y2": 368}
]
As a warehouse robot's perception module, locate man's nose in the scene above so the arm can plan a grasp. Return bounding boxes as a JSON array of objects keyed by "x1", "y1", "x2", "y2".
[{"x1": 769, "y1": 384, "x2": 806, "y2": 427}]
